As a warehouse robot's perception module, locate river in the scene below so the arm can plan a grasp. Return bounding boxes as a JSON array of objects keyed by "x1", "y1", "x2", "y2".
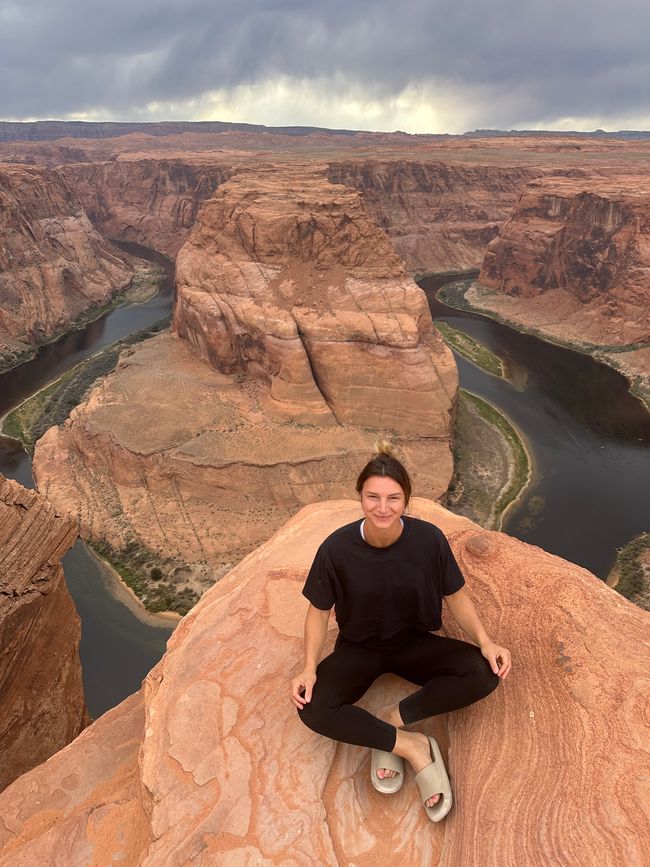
[
  {"x1": 1, "y1": 260, "x2": 647, "y2": 718},
  {"x1": 420, "y1": 274, "x2": 650, "y2": 580},
  {"x1": 0, "y1": 243, "x2": 176, "y2": 718}
]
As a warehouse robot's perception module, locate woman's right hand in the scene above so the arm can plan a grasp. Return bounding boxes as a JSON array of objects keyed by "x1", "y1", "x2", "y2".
[{"x1": 291, "y1": 668, "x2": 317, "y2": 709}]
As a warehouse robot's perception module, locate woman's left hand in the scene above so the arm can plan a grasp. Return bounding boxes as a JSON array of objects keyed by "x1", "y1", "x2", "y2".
[{"x1": 480, "y1": 640, "x2": 512, "y2": 680}]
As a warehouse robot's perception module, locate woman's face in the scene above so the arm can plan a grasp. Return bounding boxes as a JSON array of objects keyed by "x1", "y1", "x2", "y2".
[{"x1": 360, "y1": 475, "x2": 406, "y2": 532}]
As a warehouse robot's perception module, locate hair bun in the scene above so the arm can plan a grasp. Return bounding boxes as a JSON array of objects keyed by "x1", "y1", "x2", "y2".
[{"x1": 373, "y1": 439, "x2": 400, "y2": 460}]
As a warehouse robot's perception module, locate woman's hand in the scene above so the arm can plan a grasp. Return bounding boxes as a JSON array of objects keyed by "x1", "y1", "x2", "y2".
[
  {"x1": 291, "y1": 668, "x2": 317, "y2": 709},
  {"x1": 480, "y1": 640, "x2": 512, "y2": 680}
]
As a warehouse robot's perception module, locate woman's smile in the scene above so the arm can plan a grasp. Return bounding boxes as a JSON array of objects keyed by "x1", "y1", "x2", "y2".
[{"x1": 360, "y1": 476, "x2": 406, "y2": 544}]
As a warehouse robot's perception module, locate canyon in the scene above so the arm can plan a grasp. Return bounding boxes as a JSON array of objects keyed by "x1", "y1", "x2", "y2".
[
  {"x1": 1, "y1": 127, "x2": 650, "y2": 863},
  {"x1": 476, "y1": 174, "x2": 650, "y2": 398},
  {"x1": 0, "y1": 164, "x2": 133, "y2": 370},
  {"x1": 3, "y1": 132, "x2": 648, "y2": 390},
  {"x1": 0, "y1": 499, "x2": 647, "y2": 865},
  {"x1": 0, "y1": 475, "x2": 87, "y2": 793},
  {"x1": 33, "y1": 163, "x2": 457, "y2": 603}
]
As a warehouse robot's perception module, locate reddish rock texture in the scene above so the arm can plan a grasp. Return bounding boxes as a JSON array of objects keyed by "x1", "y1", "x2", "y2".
[
  {"x1": 61, "y1": 158, "x2": 232, "y2": 258},
  {"x1": 0, "y1": 499, "x2": 647, "y2": 866},
  {"x1": 328, "y1": 159, "x2": 539, "y2": 275},
  {"x1": 174, "y1": 164, "x2": 456, "y2": 433},
  {"x1": 32, "y1": 163, "x2": 456, "y2": 592},
  {"x1": 478, "y1": 175, "x2": 650, "y2": 348},
  {"x1": 0, "y1": 164, "x2": 133, "y2": 364},
  {"x1": 0, "y1": 475, "x2": 87, "y2": 793}
]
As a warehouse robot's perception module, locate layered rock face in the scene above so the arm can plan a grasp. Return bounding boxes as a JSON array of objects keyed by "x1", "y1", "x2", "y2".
[
  {"x1": 0, "y1": 475, "x2": 87, "y2": 793},
  {"x1": 174, "y1": 165, "x2": 456, "y2": 432},
  {"x1": 61, "y1": 158, "x2": 231, "y2": 257},
  {"x1": 0, "y1": 499, "x2": 647, "y2": 866},
  {"x1": 33, "y1": 166, "x2": 456, "y2": 590},
  {"x1": 0, "y1": 163, "x2": 133, "y2": 365},
  {"x1": 478, "y1": 176, "x2": 650, "y2": 348},
  {"x1": 327, "y1": 160, "x2": 539, "y2": 274}
]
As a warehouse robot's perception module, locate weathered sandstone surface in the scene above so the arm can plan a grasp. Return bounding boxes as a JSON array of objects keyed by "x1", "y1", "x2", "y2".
[
  {"x1": 61, "y1": 158, "x2": 232, "y2": 258},
  {"x1": 0, "y1": 475, "x2": 87, "y2": 793},
  {"x1": 174, "y1": 165, "x2": 457, "y2": 432},
  {"x1": 328, "y1": 160, "x2": 539, "y2": 275},
  {"x1": 0, "y1": 499, "x2": 647, "y2": 866},
  {"x1": 33, "y1": 165, "x2": 456, "y2": 596},
  {"x1": 0, "y1": 163, "x2": 133, "y2": 366},
  {"x1": 477, "y1": 175, "x2": 650, "y2": 352}
]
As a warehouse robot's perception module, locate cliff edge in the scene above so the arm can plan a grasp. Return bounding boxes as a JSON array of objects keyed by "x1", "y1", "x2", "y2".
[
  {"x1": 0, "y1": 164, "x2": 133, "y2": 368},
  {"x1": 0, "y1": 499, "x2": 647, "y2": 866},
  {"x1": 0, "y1": 475, "x2": 88, "y2": 793},
  {"x1": 475, "y1": 175, "x2": 650, "y2": 394},
  {"x1": 33, "y1": 165, "x2": 457, "y2": 608}
]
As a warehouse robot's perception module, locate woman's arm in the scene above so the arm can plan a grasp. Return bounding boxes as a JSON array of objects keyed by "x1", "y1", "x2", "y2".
[
  {"x1": 291, "y1": 604, "x2": 331, "y2": 708},
  {"x1": 444, "y1": 586, "x2": 512, "y2": 679}
]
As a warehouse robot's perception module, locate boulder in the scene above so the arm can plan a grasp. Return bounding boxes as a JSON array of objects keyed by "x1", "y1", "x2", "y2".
[{"x1": 0, "y1": 499, "x2": 647, "y2": 866}]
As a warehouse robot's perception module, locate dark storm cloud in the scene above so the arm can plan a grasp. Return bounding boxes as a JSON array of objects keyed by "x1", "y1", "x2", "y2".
[{"x1": 2, "y1": 0, "x2": 649, "y2": 128}]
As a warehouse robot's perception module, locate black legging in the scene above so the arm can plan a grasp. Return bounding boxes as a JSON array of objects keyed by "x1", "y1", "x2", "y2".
[{"x1": 298, "y1": 629, "x2": 499, "y2": 752}]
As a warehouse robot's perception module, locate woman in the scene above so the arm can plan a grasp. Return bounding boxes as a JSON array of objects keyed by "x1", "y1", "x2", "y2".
[{"x1": 291, "y1": 443, "x2": 511, "y2": 821}]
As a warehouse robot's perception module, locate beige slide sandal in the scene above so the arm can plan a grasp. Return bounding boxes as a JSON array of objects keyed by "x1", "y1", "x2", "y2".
[
  {"x1": 371, "y1": 749, "x2": 405, "y2": 794},
  {"x1": 414, "y1": 736, "x2": 453, "y2": 821}
]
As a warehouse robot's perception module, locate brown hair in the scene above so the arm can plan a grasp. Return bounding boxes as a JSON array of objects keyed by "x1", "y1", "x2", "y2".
[{"x1": 355, "y1": 440, "x2": 412, "y2": 506}]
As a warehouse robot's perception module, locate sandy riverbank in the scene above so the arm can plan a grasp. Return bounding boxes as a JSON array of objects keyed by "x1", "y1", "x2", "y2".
[
  {"x1": 463, "y1": 282, "x2": 650, "y2": 412},
  {"x1": 85, "y1": 544, "x2": 182, "y2": 626},
  {"x1": 446, "y1": 389, "x2": 533, "y2": 531}
]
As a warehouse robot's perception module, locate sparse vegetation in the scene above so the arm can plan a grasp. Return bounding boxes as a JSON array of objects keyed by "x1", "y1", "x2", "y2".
[
  {"x1": 3, "y1": 317, "x2": 170, "y2": 452},
  {"x1": 445, "y1": 389, "x2": 530, "y2": 528},
  {"x1": 0, "y1": 262, "x2": 164, "y2": 376},
  {"x1": 438, "y1": 279, "x2": 649, "y2": 411},
  {"x1": 610, "y1": 533, "x2": 650, "y2": 603},
  {"x1": 464, "y1": 391, "x2": 530, "y2": 524},
  {"x1": 89, "y1": 538, "x2": 200, "y2": 616},
  {"x1": 435, "y1": 321, "x2": 505, "y2": 377}
]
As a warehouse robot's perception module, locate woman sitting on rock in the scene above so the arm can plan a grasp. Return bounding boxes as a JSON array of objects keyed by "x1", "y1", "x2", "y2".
[{"x1": 291, "y1": 443, "x2": 511, "y2": 821}]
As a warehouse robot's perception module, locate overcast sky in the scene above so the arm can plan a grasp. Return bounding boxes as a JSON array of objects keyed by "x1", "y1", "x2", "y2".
[{"x1": 2, "y1": 0, "x2": 649, "y2": 133}]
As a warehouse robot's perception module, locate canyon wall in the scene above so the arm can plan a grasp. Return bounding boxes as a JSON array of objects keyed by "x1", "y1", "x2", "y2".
[
  {"x1": 60, "y1": 158, "x2": 232, "y2": 257},
  {"x1": 0, "y1": 164, "x2": 133, "y2": 367},
  {"x1": 0, "y1": 475, "x2": 87, "y2": 793},
  {"x1": 0, "y1": 499, "x2": 647, "y2": 866},
  {"x1": 327, "y1": 159, "x2": 540, "y2": 275},
  {"x1": 477, "y1": 175, "x2": 650, "y2": 347},
  {"x1": 33, "y1": 166, "x2": 457, "y2": 602}
]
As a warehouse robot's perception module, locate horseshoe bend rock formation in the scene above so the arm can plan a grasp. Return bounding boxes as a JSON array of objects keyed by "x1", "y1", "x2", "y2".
[
  {"x1": 174, "y1": 164, "x2": 457, "y2": 432},
  {"x1": 0, "y1": 163, "x2": 133, "y2": 367},
  {"x1": 0, "y1": 475, "x2": 87, "y2": 793},
  {"x1": 61, "y1": 157, "x2": 232, "y2": 258},
  {"x1": 0, "y1": 499, "x2": 648, "y2": 866},
  {"x1": 476, "y1": 175, "x2": 650, "y2": 361},
  {"x1": 31, "y1": 164, "x2": 457, "y2": 589}
]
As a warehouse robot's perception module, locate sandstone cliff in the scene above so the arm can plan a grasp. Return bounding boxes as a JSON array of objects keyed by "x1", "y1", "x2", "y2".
[
  {"x1": 60, "y1": 158, "x2": 232, "y2": 257},
  {"x1": 0, "y1": 164, "x2": 133, "y2": 367},
  {"x1": 174, "y1": 165, "x2": 456, "y2": 432},
  {"x1": 327, "y1": 159, "x2": 539, "y2": 275},
  {"x1": 33, "y1": 165, "x2": 456, "y2": 602},
  {"x1": 477, "y1": 175, "x2": 650, "y2": 349},
  {"x1": 0, "y1": 475, "x2": 87, "y2": 793},
  {"x1": 0, "y1": 499, "x2": 647, "y2": 866}
]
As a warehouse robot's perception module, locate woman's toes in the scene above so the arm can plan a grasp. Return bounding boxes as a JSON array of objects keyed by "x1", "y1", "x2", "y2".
[
  {"x1": 376, "y1": 768, "x2": 397, "y2": 779},
  {"x1": 425, "y1": 794, "x2": 441, "y2": 807}
]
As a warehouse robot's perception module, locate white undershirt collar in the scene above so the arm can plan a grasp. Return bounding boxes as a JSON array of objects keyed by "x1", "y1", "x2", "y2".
[{"x1": 360, "y1": 517, "x2": 404, "y2": 541}]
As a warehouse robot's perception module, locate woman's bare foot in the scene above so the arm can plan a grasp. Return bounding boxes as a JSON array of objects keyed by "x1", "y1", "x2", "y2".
[
  {"x1": 375, "y1": 703, "x2": 405, "y2": 781},
  {"x1": 392, "y1": 730, "x2": 441, "y2": 808}
]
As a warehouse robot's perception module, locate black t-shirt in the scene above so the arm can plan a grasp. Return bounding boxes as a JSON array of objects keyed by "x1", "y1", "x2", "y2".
[{"x1": 302, "y1": 516, "x2": 465, "y2": 642}]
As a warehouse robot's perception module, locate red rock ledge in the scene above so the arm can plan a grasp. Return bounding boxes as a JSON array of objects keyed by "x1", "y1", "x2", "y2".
[{"x1": 0, "y1": 499, "x2": 647, "y2": 865}]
